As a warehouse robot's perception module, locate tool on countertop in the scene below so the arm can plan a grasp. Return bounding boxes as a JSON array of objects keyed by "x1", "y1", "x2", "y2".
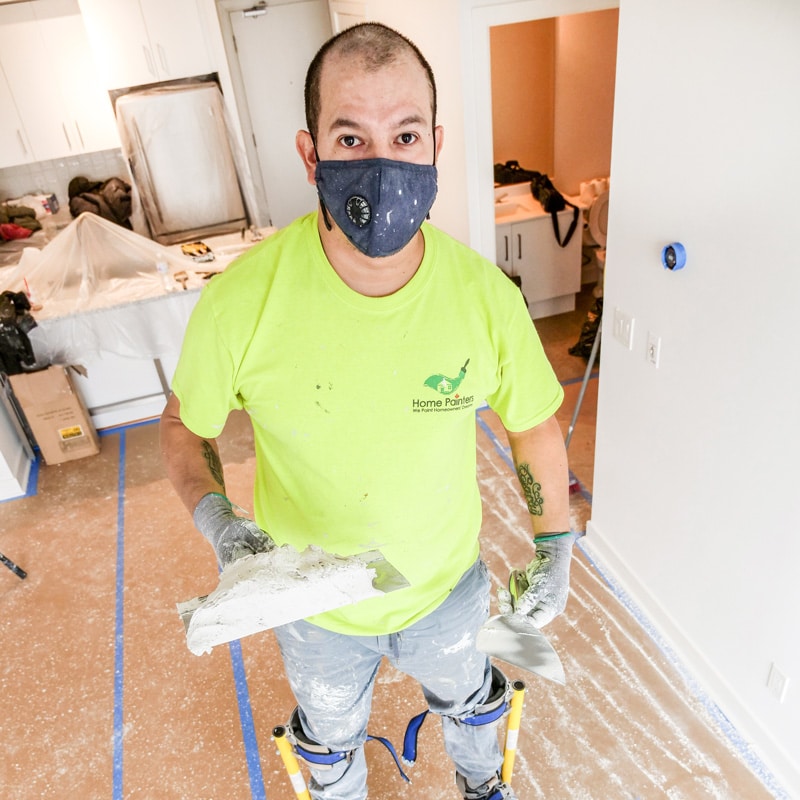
[
  {"x1": 180, "y1": 241, "x2": 215, "y2": 262},
  {"x1": 477, "y1": 569, "x2": 566, "y2": 684}
]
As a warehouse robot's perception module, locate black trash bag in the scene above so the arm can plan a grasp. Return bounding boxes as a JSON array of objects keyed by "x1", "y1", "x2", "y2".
[
  {"x1": 494, "y1": 160, "x2": 541, "y2": 185},
  {"x1": 0, "y1": 293, "x2": 35, "y2": 375},
  {"x1": 569, "y1": 297, "x2": 603, "y2": 361}
]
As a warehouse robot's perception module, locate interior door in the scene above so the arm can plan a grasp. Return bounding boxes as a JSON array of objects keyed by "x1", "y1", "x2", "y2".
[{"x1": 227, "y1": 1, "x2": 332, "y2": 229}]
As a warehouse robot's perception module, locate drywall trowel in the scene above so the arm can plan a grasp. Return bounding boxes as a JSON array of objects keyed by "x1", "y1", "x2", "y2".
[
  {"x1": 177, "y1": 546, "x2": 408, "y2": 656},
  {"x1": 476, "y1": 569, "x2": 566, "y2": 684},
  {"x1": 476, "y1": 614, "x2": 566, "y2": 685}
]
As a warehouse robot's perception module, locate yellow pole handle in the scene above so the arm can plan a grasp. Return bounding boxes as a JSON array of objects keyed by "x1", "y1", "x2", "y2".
[
  {"x1": 272, "y1": 725, "x2": 312, "y2": 800},
  {"x1": 501, "y1": 680, "x2": 526, "y2": 785}
]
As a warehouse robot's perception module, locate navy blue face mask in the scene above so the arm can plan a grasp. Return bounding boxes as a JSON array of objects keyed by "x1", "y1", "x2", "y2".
[{"x1": 315, "y1": 157, "x2": 438, "y2": 258}]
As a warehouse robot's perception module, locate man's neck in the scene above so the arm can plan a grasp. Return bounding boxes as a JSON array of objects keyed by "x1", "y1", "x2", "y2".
[{"x1": 317, "y1": 214, "x2": 425, "y2": 297}]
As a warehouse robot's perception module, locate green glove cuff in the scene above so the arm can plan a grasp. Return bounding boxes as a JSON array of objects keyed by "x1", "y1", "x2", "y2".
[{"x1": 534, "y1": 531, "x2": 573, "y2": 542}]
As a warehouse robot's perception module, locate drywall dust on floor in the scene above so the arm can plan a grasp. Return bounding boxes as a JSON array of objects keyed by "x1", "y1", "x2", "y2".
[{"x1": 0, "y1": 405, "x2": 777, "y2": 799}]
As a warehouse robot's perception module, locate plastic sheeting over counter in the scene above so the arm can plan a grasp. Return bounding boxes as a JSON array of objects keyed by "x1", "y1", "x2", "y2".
[{"x1": 1, "y1": 213, "x2": 274, "y2": 364}]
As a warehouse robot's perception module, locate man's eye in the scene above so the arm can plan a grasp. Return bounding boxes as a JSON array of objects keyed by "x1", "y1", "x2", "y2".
[
  {"x1": 398, "y1": 132, "x2": 418, "y2": 145},
  {"x1": 339, "y1": 135, "x2": 360, "y2": 147}
]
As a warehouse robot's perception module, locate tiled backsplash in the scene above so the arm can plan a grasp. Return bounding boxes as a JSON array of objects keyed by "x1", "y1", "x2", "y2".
[{"x1": 0, "y1": 149, "x2": 128, "y2": 208}]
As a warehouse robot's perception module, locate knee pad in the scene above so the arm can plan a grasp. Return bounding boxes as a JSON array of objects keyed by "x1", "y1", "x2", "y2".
[
  {"x1": 285, "y1": 707, "x2": 411, "y2": 782},
  {"x1": 285, "y1": 707, "x2": 355, "y2": 770},
  {"x1": 456, "y1": 665, "x2": 511, "y2": 727}
]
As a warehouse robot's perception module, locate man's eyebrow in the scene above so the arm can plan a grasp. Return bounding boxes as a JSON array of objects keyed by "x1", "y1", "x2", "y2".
[
  {"x1": 397, "y1": 114, "x2": 427, "y2": 127},
  {"x1": 329, "y1": 117, "x2": 361, "y2": 132},
  {"x1": 328, "y1": 114, "x2": 428, "y2": 132}
]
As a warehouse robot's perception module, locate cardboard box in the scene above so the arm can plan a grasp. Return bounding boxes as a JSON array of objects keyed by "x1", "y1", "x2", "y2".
[{"x1": 8, "y1": 366, "x2": 100, "y2": 465}]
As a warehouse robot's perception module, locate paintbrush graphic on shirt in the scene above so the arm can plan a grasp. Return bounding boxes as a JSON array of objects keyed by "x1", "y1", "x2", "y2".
[{"x1": 423, "y1": 359, "x2": 470, "y2": 396}]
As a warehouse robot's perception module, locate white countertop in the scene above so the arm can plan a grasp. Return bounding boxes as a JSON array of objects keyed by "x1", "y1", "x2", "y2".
[{"x1": 494, "y1": 183, "x2": 586, "y2": 225}]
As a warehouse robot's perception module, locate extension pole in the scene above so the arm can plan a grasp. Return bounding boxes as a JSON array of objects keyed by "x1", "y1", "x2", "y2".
[
  {"x1": 501, "y1": 680, "x2": 526, "y2": 784},
  {"x1": 272, "y1": 726, "x2": 311, "y2": 800}
]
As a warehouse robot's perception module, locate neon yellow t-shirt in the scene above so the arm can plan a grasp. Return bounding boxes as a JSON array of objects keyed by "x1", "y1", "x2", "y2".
[{"x1": 172, "y1": 213, "x2": 563, "y2": 635}]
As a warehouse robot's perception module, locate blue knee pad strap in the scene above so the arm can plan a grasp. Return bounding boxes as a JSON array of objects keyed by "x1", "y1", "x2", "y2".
[
  {"x1": 402, "y1": 665, "x2": 510, "y2": 766},
  {"x1": 287, "y1": 708, "x2": 411, "y2": 783}
]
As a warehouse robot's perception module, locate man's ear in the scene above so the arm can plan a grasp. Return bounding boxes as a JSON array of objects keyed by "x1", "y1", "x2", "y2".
[
  {"x1": 296, "y1": 130, "x2": 318, "y2": 186},
  {"x1": 433, "y1": 125, "x2": 445, "y2": 163}
]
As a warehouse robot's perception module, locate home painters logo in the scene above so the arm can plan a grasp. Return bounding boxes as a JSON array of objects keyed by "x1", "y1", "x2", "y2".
[{"x1": 413, "y1": 358, "x2": 474, "y2": 413}]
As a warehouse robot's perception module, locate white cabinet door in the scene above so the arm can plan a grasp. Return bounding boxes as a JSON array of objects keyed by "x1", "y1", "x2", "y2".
[
  {"x1": 0, "y1": 65, "x2": 32, "y2": 168},
  {"x1": 519, "y1": 213, "x2": 581, "y2": 305},
  {"x1": 33, "y1": 0, "x2": 120, "y2": 153},
  {"x1": 138, "y1": 0, "x2": 213, "y2": 81},
  {"x1": 79, "y1": 0, "x2": 212, "y2": 89},
  {"x1": 0, "y1": 4, "x2": 74, "y2": 162},
  {"x1": 495, "y1": 213, "x2": 581, "y2": 318}
]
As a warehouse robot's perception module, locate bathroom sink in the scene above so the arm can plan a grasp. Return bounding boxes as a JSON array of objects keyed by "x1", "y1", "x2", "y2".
[{"x1": 494, "y1": 201, "x2": 519, "y2": 218}]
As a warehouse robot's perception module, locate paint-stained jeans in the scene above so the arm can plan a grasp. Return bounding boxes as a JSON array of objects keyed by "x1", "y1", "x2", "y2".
[{"x1": 273, "y1": 558, "x2": 502, "y2": 800}]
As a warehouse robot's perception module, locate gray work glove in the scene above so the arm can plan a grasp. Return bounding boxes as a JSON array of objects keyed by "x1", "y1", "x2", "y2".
[
  {"x1": 193, "y1": 492, "x2": 275, "y2": 568},
  {"x1": 497, "y1": 532, "x2": 577, "y2": 628}
]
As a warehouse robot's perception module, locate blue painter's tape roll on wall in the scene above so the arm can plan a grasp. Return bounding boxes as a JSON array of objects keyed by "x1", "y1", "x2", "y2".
[{"x1": 662, "y1": 242, "x2": 687, "y2": 271}]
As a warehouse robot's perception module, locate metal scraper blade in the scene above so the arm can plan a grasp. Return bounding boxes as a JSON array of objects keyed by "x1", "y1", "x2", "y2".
[{"x1": 476, "y1": 614, "x2": 566, "y2": 685}]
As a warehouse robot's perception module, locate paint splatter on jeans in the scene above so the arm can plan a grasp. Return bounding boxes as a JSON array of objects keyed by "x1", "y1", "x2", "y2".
[{"x1": 274, "y1": 558, "x2": 503, "y2": 800}]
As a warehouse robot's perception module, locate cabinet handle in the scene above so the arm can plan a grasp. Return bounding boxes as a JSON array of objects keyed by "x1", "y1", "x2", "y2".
[
  {"x1": 74, "y1": 121, "x2": 85, "y2": 150},
  {"x1": 62, "y1": 122, "x2": 73, "y2": 151},
  {"x1": 157, "y1": 44, "x2": 169, "y2": 76},
  {"x1": 16, "y1": 129, "x2": 28, "y2": 155},
  {"x1": 517, "y1": 233, "x2": 522, "y2": 261},
  {"x1": 504, "y1": 235, "x2": 509, "y2": 262},
  {"x1": 143, "y1": 45, "x2": 156, "y2": 78}
]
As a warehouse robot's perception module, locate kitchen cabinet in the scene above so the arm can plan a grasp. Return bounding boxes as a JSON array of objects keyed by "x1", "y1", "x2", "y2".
[
  {"x1": 35, "y1": 0, "x2": 120, "y2": 154},
  {"x1": 0, "y1": 65, "x2": 32, "y2": 168},
  {"x1": 495, "y1": 209, "x2": 582, "y2": 319},
  {"x1": 0, "y1": 0, "x2": 119, "y2": 166},
  {"x1": 78, "y1": 0, "x2": 213, "y2": 89}
]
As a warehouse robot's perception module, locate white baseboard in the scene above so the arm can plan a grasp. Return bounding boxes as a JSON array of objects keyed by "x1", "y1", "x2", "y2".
[{"x1": 582, "y1": 519, "x2": 798, "y2": 799}]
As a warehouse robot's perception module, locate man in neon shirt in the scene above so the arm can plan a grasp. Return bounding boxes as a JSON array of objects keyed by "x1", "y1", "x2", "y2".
[{"x1": 161, "y1": 22, "x2": 574, "y2": 800}]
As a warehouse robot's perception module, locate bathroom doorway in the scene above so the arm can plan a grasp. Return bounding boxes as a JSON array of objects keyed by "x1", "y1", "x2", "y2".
[{"x1": 489, "y1": 8, "x2": 618, "y2": 289}]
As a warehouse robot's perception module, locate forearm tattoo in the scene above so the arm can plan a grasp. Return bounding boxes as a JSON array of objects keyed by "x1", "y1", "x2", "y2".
[
  {"x1": 202, "y1": 441, "x2": 225, "y2": 490},
  {"x1": 517, "y1": 462, "x2": 544, "y2": 516}
]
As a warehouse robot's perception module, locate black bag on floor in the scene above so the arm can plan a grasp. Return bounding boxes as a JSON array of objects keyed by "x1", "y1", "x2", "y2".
[{"x1": 569, "y1": 297, "x2": 603, "y2": 361}]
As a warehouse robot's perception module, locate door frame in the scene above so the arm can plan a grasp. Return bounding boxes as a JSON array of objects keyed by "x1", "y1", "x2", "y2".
[
  {"x1": 460, "y1": 0, "x2": 619, "y2": 261},
  {"x1": 215, "y1": 0, "x2": 274, "y2": 227}
]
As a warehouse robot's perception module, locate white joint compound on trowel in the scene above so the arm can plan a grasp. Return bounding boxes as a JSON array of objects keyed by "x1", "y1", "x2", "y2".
[{"x1": 180, "y1": 545, "x2": 380, "y2": 656}]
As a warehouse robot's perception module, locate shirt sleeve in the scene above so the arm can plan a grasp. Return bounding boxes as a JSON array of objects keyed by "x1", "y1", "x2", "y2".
[
  {"x1": 170, "y1": 284, "x2": 244, "y2": 439},
  {"x1": 485, "y1": 288, "x2": 564, "y2": 432}
]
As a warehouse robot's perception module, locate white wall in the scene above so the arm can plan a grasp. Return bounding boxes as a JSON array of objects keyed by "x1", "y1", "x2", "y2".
[
  {"x1": 588, "y1": 0, "x2": 800, "y2": 792},
  {"x1": 376, "y1": 0, "x2": 799, "y2": 795},
  {"x1": 358, "y1": 0, "x2": 470, "y2": 244}
]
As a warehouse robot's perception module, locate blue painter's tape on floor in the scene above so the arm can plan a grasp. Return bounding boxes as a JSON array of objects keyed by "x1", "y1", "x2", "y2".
[
  {"x1": 229, "y1": 639, "x2": 267, "y2": 799},
  {"x1": 112, "y1": 431, "x2": 127, "y2": 800}
]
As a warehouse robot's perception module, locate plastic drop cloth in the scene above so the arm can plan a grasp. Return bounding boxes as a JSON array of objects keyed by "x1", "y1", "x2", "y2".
[{"x1": 0, "y1": 212, "x2": 211, "y2": 363}]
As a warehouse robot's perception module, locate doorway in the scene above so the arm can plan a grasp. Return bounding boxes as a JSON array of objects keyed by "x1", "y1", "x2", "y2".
[
  {"x1": 460, "y1": 0, "x2": 618, "y2": 263},
  {"x1": 489, "y1": 8, "x2": 618, "y2": 289},
  {"x1": 217, "y1": 0, "x2": 332, "y2": 229}
]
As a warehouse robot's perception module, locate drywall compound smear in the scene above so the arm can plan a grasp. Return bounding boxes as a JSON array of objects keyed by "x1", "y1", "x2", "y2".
[{"x1": 181, "y1": 545, "x2": 380, "y2": 655}]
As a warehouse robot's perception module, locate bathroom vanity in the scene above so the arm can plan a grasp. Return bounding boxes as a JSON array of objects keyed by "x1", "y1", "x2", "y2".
[{"x1": 494, "y1": 183, "x2": 582, "y2": 319}]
